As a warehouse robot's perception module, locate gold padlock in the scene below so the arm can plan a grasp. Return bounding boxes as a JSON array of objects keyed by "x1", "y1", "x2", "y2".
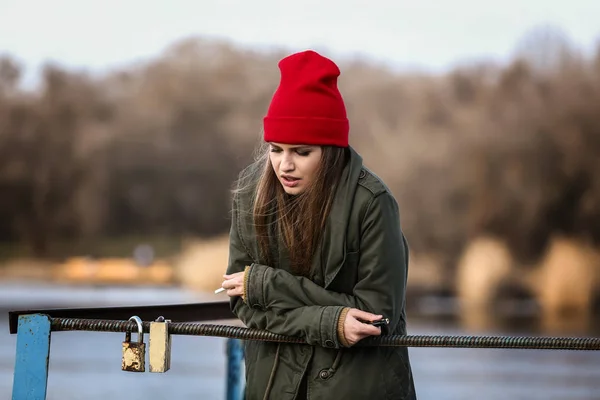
[
  {"x1": 149, "y1": 316, "x2": 172, "y2": 373},
  {"x1": 122, "y1": 315, "x2": 145, "y2": 372}
]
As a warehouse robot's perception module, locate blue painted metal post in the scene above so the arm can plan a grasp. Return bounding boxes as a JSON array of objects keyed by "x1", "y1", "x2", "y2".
[
  {"x1": 12, "y1": 314, "x2": 52, "y2": 400},
  {"x1": 226, "y1": 338, "x2": 244, "y2": 400}
]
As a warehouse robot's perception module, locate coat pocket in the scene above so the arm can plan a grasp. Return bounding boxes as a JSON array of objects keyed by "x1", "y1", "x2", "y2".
[{"x1": 383, "y1": 348, "x2": 413, "y2": 399}]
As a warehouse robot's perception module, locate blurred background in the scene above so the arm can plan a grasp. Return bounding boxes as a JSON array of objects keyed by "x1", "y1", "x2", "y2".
[{"x1": 1, "y1": 1, "x2": 600, "y2": 399}]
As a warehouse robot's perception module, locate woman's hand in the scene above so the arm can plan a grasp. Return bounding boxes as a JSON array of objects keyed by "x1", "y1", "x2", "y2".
[
  {"x1": 221, "y1": 272, "x2": 245, "y2": 297},
  {"x1": 342, "y1": 308, "x2": 383, "y2": 346}
]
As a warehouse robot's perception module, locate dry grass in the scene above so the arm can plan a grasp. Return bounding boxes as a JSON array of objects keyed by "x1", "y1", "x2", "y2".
[
  {"x1": 454, "y1": 235, "x2": 600, "y2": 314},
  {"x1": 173, "y1": 235, "x2": 231, "y2": 294},
  {"x1": 3, "y1": 233, "x2": 600, "y2": 317},
  {"x1": 455, "y1": 236, "x2": 516, "y2": 308},
  {"x1": 530, "y1": 236, "x2": 600, "y2": 315},
  {"x1": 0, "y1": 258, "x2": 55, "y2": 281}
]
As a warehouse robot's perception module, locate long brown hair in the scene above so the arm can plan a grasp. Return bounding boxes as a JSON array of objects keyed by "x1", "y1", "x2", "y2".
[{"x1": 236, "y1": 141, "x2": 348, "y2": 277}]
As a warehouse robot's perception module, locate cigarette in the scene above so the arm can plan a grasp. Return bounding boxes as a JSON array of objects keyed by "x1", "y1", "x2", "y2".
[{"x1": 214, "y1": 287, "x2": 225, "y2": 294}]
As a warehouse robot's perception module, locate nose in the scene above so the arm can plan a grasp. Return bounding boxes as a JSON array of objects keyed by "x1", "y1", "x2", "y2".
[{"x1": 281, "y1": 152, "x2": 294, "y2": 172}]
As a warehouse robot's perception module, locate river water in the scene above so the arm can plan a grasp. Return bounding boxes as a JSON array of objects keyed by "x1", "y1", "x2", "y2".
[{"x1": 2, "y1": 283, "x2": 600, "y2": 399}]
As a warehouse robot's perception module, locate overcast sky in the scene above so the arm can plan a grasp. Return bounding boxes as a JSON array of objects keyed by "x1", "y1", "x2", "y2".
[{"x1": 1, "y1": 0, "x2": 599, "y2": 85}]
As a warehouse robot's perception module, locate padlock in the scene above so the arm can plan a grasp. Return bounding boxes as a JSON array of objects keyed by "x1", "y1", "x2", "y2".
[
  {"x1": 122, "y1": 315, "x2": 146, "y2": 372},
  {"x1": 149, "y1": 316, "x2": 172, "y2": 373}
]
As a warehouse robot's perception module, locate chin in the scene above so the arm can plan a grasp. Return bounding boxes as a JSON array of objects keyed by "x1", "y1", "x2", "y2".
[{"x1": 282, "y1": 185, "x2": 304, "y2": 195}]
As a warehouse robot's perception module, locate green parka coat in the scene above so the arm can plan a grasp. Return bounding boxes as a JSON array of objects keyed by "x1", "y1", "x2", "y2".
[{"x1": 226, "y1": 147, "x2": 417, "y2": 399}]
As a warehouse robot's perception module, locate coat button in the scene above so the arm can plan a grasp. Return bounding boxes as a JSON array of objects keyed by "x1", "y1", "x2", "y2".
[
  {"x1": 324, "y1": 340, "x2": 335, "y2": 348},
  {"x1": 319, "y1": 369, "x2": 331, "y2": 380}
]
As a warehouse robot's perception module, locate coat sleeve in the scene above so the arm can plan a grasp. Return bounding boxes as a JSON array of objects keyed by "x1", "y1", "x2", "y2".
[
  {"x1": 244, "y1": 192, "x2": 408, "y2": 334},
  {"x1": 226, "y1": 195, "x2": 347, "y2": 349}
]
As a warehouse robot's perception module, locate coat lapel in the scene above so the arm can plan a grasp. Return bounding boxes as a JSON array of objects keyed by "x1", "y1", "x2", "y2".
[{"x1": 320, "y1": 146, "x2": 363, "y2": 288}]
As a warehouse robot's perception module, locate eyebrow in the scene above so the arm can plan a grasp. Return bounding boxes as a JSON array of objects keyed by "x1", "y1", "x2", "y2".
[{"x1": 269, "y1": 144, "x2": 315, "y2": 151}]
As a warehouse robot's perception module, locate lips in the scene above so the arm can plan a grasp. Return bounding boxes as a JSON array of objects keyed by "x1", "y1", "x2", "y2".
[{"x1": 281, "y1": 175, "x2": 300, "y2": 188}]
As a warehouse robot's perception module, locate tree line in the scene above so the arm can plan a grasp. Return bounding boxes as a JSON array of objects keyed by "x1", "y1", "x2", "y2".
[{"x1": 0, "y1": 28, "x2": 599, "y2": 271}]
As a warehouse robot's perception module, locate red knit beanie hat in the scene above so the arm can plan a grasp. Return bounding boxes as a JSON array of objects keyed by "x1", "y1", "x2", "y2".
[{"x1": 263, "y1": 50, "x2": 349, "y2": 147}]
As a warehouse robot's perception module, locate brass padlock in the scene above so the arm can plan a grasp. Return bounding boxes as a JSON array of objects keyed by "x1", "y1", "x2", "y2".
[
  {"x1": 149, "y1": 316, "x2": 172, "y2": 373},
  {"x1": 122, "y1": 316, "x2": 145, "y2": 372}
]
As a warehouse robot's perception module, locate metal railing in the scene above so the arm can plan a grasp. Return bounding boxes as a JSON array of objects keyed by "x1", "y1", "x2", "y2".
[
  {"x1": 8, "y1": 301, "x2": 600, "y2": 400},
  {"x1": 8, "y1": 301, "x2": 243, "y2": 400}
]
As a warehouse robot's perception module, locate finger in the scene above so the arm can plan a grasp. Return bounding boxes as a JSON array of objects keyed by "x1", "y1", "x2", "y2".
[
  {"x1": 226, "y1": 288, "x2": 242, "y2": 297},
  {"x1": 348, "y1": 318, "x2": 380, "y2": 334},
  {"x1": 356, "y1": 324, "x2": 381, "y2": 336},
  {"x1": 221, "y1": 280, "x2": 235, "y2": 289},
  {"x1": 349, "y1": 309, "x2": 382, "y2": 322}
]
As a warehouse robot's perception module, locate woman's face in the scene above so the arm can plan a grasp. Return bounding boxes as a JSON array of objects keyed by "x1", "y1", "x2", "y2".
[{"x1": 269, "y1": 142, "x2": 322, "y2": 195}]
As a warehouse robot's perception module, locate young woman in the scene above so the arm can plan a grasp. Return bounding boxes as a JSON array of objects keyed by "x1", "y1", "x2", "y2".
[{"x1": 221, "y1": 50, "x2": 416, "y2": 399}]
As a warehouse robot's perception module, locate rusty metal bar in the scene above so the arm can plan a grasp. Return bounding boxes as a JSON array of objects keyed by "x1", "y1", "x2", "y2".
[{"x1": 44, "y1": 317, "x2": 600, "y2": 350}]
